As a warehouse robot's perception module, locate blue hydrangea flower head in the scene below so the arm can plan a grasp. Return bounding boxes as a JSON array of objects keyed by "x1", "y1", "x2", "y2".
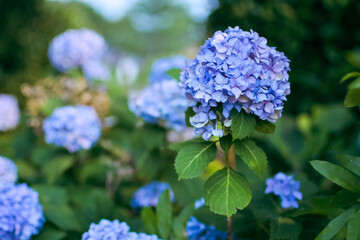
[
  {"x1": 0, "y1": 183, "x2": 45, "y2": 240},
  {"x1": 43, "y1": 105, "x2": 101, "y2": 152},
  {"x1": 0, "y1": 94, "x2": 20, "y2": 131},
  {"x1": 48, "y1": 28, "x2": 108, "y2": 74},
  {"x1": 180, "y1": 26, "x2": 290, "y2": 140},
  {"x1": 0, "y1": 156, "x2": 17, "y2": 184},
  {"x1": 265, "y1": 172, "x2": 302, "y2": 208},
  {"x1": 131, "y1": 181, "x2": 175, "y2": 208},
  {"x1": 82, "y1": 219, "x2": 161, "y2": 240},
  {"x1": 129, "y1": 79, "x2": 191, "y2": 131},
  {"x1": 149, "y1": 55, "x2": 187, "y2": 83},
  {"x1": 81, "y1": 219, "x2": 130, "y2": 240},
  {"x1": 127, "y1": 232, "x2": 162, "y2": 240},
  {"x1": 186, "y1": 217, "x2": 227, "y2": 240}
]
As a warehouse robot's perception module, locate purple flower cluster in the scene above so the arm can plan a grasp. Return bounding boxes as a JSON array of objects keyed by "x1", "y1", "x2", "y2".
[
  {"x1": 0, "y1": 156, "x2": 17, "y2": 184},
  {"x1": 81, "y1": 219, "x2": 161, "y2": 240},
  {"x1": 43, "y1": 105, "x2": 101, "y2": 153},
  {"x1": 131, "y1": 181, "x2": 175, "y2": 208},
  {"x1": 48, "y1": 29, "x2": 110, "y2": 81},
  {"x1": 265, "y1": 172, "x2": 302, "y2": 209},
  {"x1": 149, "y1": 55, "x2": 187, "y2": 83},
  {"x1": 0, "y1": 183, "x2": 45, "y2": 240},
  {"x1": 186, "y1": 217, "x2": 227, "y2": 240},
  {"x1": 180, "y1": 26, "x2": 290, "y2": 140},
  {"x1": 129, "y1": 79, "x2": 190, "y2": 131},
  {"x1": 0, "y1": 94, "x2": 20, "y2": 131}
]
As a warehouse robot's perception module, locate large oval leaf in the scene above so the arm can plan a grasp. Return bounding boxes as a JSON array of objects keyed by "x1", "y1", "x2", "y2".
[
  {"x1": 231, "y1": 111, "x2": 256, "y2": 140},
  {"x1": 234, "y1": 139, "x2": 267, "y2": 177},
  {"x1": 204, "y1": 167, "x2": 252, "y2": 217},
  {"x1": 174, "y1": 142, "x2": 217, "y2": 179},
  {"x1": 311, "y1": 160, "x2": 360, "y2": 193},
  {"x1": 315, "y1": 205, "x2": 358, "y2": 240}
]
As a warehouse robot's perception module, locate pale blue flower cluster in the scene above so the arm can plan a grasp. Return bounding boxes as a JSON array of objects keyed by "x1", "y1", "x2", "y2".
[
  {"x1": 265, "y1": 172, "x2": 302, "y2": 208},
  {"x1": 180, "y1": 26, "x2": 290, "y2": 140},
  {"x1": 131, "y1": 181, "x2": 175, "y2": 208},
  {"x1": 129, "y1": 79, "x2": 190, "y2": 131},
  {"x1": 48, "y1": 28, "x2": 110, "y2": 81},
  {"x1": 0, "y1": 94, "x2": 20, "y2": 131},
  {"x1": 0, "y1": 156, "x2": 17, "y2": 184},
  {"x1": 0, "y1": 183, "x2": 45, "y2": 240},
  {"x1": 186, "y1": 217, "x2": 227, "y2": 240},
  {"x1": 43, "y1": 105, "x2": 101, "y2": 153},
  {"x1": 81, "y1": 219, "x2": 161, "y2": 240},
  {"x1": 149, "y1": 55, "x2": 187, "y2": 83}
]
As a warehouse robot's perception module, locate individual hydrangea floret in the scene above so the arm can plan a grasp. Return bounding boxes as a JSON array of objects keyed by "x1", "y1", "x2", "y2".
[
  {"x1": 149, "y1": 55, "x2": 187, "y2": 83},
  {"x1": 131, "y1": 181, "x2": 175, "y2": 208},
  {"x1": 0, "y1": 94, "x2": 20, "y2": 131},
  {"x1": 180, "y1": 26, "x2": 290, "y2": 140},
  {"x1": 0, "y1": 183, "x2": 45, "y2": 240},
  {"x1": 43, "y1": 105, "x2": 101, "y2": 152},
  {"x1": 186, "y1": 217, "x2": 227, "y2": 240},
  {"x1": 194, "y1": 197, "x2": 205, "y2": 210},
  {"x1": 265, "y1": 172, "x2": 302, "y2": 208},
  {"x1": 129, "y1": 79, "x2": 190, "y2": 131},
  {"x1": 81, "y1": 219, "x2": 161, "y2": 240},
  {"x1": 0, "y1": 156, "x2": 17, "y2": 184},
  {"x1": 48, "y1": 28, "x2": 109, "y2": 80}
]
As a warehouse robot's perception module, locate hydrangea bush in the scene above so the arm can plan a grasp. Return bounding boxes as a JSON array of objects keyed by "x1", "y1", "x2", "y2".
[
  {"x1": 0, "y1": 183, "x2": 45, "y2": 240},
  {"x1": 0, "y1": 94, "x2": 20, "y2": 131},
  {"x1": 43, "y1": 105, "x2": 101, "y2": 152}
]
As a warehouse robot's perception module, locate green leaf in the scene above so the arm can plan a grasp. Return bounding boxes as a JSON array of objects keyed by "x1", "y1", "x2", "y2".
[
  {"x1": 34, "y1": 227, "x2": 66, "y2": 240},
  {"x1": 231, "y1": 111, "x2": 256, "y2": 140},
  {"x1": 174, "y1": 142, "x2": 217, "y2": 179},
  {"x1": 234, "y1": 139, "x2": 267, "y2": 177},
  {"x1": 32, "y1": 185, "x2": 68, "y2": 206},
  {"x1": 169, "y1": 138, "x2": 205, "y2": 152},
  {"x1": 42, "y1": 156, "x2": 74, "y2": 184},
  {"x1": 315, "y1": 205, "x2": 359, "y2": 240},
  {"x1": 141, "y1": 207, "x2": 158, "y2": 235},
  {"x1": 270, "y1": 217, "x2": 302, "y2": 240},
  {"x1": 340, "y1": 72, "x2": 360, "y2": 82},
  {"x1": 344, "y1": 88, "x2": 360, "y2": 107},
  {"x1": 82, "y1": 189, "x2": 114, "y2": 222},
  {"x1": 173, "y1": 217, "x2": 186, "y2": 240},
  {"x1": 177, "y1": 203, "x2": 194, "y2": 224},
  {"x1": 44, "y1": 205, "x2": 82, "y2": 231},
  {"x1": 310, "y1": 160, "x2": 360, "y2": 193},
  {"x1": 348, "y1": 77, "x2": 360, "y2": 89},
  {"x1": 255, "y1": 120, "x2": 276, "y2": 134},
  {"x1": 13, "y1": 160, "x2": 38, "y2": 181},
  {"x1": 338, "y1": 155, "x2": 360, "y2": 176},
  {"x1": 156, "y1": 189, "x2": 172, "y2": 239},
  {"x1": 204, "y1": 167, "x2": 252, "y2": 217},
  {"x1": 311, "y1": 189, "x2": 359, "y2": 210},
  {"x1": 167, "y1": 68, "x2": 182, "y2": 80},
  {"x1": 219, "y1": 134, "x2": 233, "y2": 152},
  {"x1": 347, "y1": 211, "x2": 360, "y2": 240}
]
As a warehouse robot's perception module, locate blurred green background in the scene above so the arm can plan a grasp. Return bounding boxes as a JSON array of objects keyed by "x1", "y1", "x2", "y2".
[{"x1": 1, "y1": 0, "x2": 360, "y2": 239}]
